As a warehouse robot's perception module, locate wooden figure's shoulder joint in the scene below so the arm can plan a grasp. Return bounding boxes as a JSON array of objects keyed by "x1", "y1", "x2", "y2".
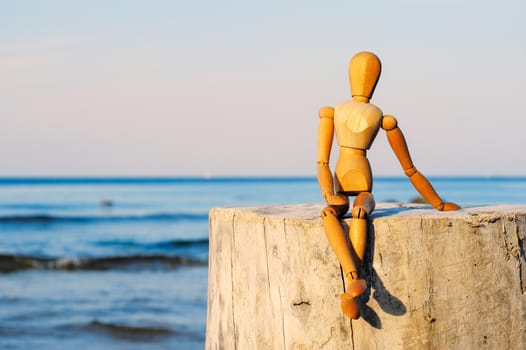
[{"x1": 319, "y1": 106, "x2": 335, "y2": 119}]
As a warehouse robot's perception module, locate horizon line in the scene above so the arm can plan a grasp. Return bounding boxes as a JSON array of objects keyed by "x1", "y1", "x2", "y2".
[{"x1": 1, "y1": 175, "x2": 526, "y2": 182}]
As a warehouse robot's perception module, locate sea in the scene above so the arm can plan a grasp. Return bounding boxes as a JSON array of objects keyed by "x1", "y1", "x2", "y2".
[{"x1": 1, "y1": 176, "x2": 526, "y2": 349}]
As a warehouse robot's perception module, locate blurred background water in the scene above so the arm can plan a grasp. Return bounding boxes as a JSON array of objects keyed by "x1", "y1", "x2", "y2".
[{"x1": 1, "y1": 177, "x2": 525, "y2": 349}]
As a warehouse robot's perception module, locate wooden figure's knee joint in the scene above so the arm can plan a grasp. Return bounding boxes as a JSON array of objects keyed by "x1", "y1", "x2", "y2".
[
  {"x1": 321, "y1": 206, "x2": 338, "y2": 219},
  {"x1": 352, "y1": 206, "x2": 368, "y2": 219}
]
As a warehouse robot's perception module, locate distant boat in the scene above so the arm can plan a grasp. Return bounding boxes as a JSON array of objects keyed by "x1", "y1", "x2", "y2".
[{"x1": 100, "y1": 199, "x2": 114, "y2": 207}]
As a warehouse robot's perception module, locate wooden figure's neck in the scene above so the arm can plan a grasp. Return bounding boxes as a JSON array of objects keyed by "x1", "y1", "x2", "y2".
[{"x1": 352, "y1": 96, "x2": 370, "y2": 103}]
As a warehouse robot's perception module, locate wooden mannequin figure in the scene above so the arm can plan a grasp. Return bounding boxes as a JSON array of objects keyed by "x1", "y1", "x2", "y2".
[{"x1": 317, "y1": 51, "x2": 460, "y2": 319}]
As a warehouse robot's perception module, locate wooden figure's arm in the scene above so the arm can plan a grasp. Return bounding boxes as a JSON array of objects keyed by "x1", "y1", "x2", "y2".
[
  {"x1": 382, "y1": 115, "x2": 460, "y2": 211},
  {"x1": 317, "y1": 106, "x2": 336, "y2": 202}
]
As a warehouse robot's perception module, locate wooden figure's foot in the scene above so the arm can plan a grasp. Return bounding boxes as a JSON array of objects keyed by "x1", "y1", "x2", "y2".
[
  {"x1": 340, "y1": 293, "x2": 360, "y2": 319},
  {"x1": 340, "y1": 279, "x2": 366, "y2": 319}
]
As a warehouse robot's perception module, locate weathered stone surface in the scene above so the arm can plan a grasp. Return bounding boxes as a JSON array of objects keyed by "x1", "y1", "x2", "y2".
[{"x1": 205, "y1": 203, "x2": 526, "y2": 349}]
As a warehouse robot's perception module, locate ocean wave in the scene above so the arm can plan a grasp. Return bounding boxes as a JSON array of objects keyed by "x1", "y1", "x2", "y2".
[
  {"x1": 0, "y1": 253, "x2": 207, "y2": 273},
  {"x1": 0, "y1": 212, "x2": 208, "y2": 224},
  {"x1": 85, "y1": 320, "x2": 175, "y2": 337},
  {"x1": 70, "y1": 319, "x2": 205, "y2": 341},
  {"x1": 0, "y1": 203, "x2": 80, "y2": 210}
]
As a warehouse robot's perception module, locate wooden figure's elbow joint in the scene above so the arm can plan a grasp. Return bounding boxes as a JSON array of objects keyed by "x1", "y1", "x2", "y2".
[
  {"x1": 404, "y1": 166, "x2": 417, "y2": 177},
  {"x1": 381, "y1": 115, "x2": 398, "y2": 131}
]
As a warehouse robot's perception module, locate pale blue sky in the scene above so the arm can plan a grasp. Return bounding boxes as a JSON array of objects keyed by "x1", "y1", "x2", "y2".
[{"x1": 1, "y1": 0, "x2": 524, "y2": 176}]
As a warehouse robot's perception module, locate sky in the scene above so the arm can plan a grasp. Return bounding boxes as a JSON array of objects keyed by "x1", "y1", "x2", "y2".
[{"x1": 1, "y1": 0, "x2": 525, "y2": 177}]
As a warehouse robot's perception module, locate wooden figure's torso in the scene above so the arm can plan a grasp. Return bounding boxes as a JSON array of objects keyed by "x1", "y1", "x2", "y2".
[{"x1": 333, "y1": 100, "x2": 383, "y2": 195}]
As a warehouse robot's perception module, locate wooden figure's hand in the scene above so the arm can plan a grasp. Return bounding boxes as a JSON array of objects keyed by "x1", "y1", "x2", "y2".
[
  {"x1": 325, "y1": 193, "x2": 349, "y2": 216},
  {"x1": 326, "y1": 193, "x2": 347, "y2": 206},
  {"x1": 440, "y1": 202, "x2": 461, "y2": 211}
]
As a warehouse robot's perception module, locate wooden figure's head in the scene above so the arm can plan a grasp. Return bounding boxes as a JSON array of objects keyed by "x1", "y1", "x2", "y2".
[{"x1": 349, "y1": 51, "x2": 382, "y2": 101}]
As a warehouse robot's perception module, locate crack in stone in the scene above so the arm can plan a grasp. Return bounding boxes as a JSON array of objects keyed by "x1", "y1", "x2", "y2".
[
  {"x1": 512, "y1": 217, "x2": 526, "y2": 293},
  {"x1": 230, "y1": 212, "x2": 238, "y2": 350},
  {"x1": 292, "y1": 300, "x2": 311, "y2": 307}
]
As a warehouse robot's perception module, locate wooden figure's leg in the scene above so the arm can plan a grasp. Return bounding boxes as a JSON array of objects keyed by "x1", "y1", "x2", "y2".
[
  {"x1": 320, "y1": 196, "x2": 356, "y2": 278},
  {"x1": 321, "y1": 193, "x2": 373, "y2": 319},
  {"x1": 340, "y1": 192, "x2": 375, "y2": 319},
  {"x1": 321, "y1": 199, "x2": 362, "y2": 319}
]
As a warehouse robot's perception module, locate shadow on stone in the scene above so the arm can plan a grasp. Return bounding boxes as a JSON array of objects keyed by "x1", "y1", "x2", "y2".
[
  {"x1": 356, "y1": 221, "x2": 407, "y2": 328},
  {"x1": 369, "y1": 206, "x2": 418, "y2": 218},
  {"x1": 339, "y1": 210, "x2": 407, "y2": 328}
]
